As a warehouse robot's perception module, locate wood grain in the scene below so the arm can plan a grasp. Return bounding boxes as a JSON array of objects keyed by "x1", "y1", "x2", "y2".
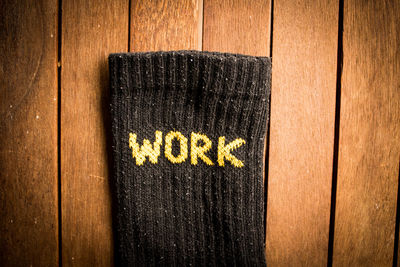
[
  {"x1": 266, "y1": 0, "x2": 339, "y2": 265},
  {"x1": 333, "y1": 1, "x2": 400, "y2": 266},
  {"x1": 1, "y1": 1, "x2": 398, "y2": 266},
  {"x1": 203, "y1": 0, "x2": 271, "y2": 57},
  {"x1": 130, "y1": 0, "x2": 203, "y2": 52},
  {"x1": 61, "y1": 1, "x2": 128, "y2": 266},
  {"x1": 0, "y1": 0, "x2": 58, "y2": 265}
]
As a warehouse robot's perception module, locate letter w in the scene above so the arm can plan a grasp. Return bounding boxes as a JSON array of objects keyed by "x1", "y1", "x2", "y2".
[{"x1": 129, "y1": 131, "x2": 162, "y2": 166}]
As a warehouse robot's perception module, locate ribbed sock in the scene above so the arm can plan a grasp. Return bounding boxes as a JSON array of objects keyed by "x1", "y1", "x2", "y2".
[{"x1": 109, "y1": 50, "x2": 271, "y2": 266}]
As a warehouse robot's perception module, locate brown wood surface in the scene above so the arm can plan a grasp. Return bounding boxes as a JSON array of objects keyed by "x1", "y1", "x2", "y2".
[
  {"x1": 130, "y1": 0, "x2": 203, "y2": 52},
  {"x1": 203, "y1": 0, "x2": 271, "y2": 57},
  {"x1": 2, "y1": 1, "x2": 400, "y2": 266},
  {"x1": 266, "y1": 0, "x2": 339, "y2": 265},
  {"x1": 333, "y1": 1, "x2": 400, "y2": 266},
  {"x1": 61, "y1": 0, "x2": 128, "y2": 266},
  {"x1": 0, "y1": 0, "x2": 59, "y2": 265}
]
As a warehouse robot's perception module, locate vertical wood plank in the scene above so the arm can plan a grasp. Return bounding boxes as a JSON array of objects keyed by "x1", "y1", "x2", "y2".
[
  {"x1": 130, "y1": 0, "x2": 203, "y2": 52},
  {"x1": 61, "y1": 1, "x2": 128, "y2": 266},
  {"x1": 203, "y1": 0, "x2": 271, "y2": 57},
  {"x1": 266, "y1": 0, "x2": 339, "y2": 265},
  {"x1": 0, "y1": 0, "x2": 58, "y2": 266},
  {"x1": 333, "y1": 1, "x2": 400, "y2": 266}
]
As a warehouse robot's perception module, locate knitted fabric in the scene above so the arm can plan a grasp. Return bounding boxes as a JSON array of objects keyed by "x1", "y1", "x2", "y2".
[{"x1": 109, "y1": 50, "x2": 271, "y2": 266}]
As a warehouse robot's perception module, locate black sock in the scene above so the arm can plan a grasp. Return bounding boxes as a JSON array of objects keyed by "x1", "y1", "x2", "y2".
[{"x1": 109, "y1": 50, "x2": 271, "y2": 266}]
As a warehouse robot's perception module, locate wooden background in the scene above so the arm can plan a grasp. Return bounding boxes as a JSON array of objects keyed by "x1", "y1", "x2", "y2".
[{"x1": 1, "y1": 0, "x2": 399, "y2": 266}]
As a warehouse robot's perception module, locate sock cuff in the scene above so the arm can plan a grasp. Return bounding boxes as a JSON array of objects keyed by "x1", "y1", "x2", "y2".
[
  {"x1": 109, "y1": 50, "x2": 271, "y2": 136},
  {"x1": 109, "y1": 50, "x2": 271, "y2": 97}
]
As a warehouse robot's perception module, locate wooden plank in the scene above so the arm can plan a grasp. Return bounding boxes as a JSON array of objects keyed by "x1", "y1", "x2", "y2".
[
  {"x1": 130, "y1": 0, "x2": 203, "y2": 52},
  {"x1": 266, "y1": 0, "x2": 339, "y2": 265},
  {"x1": 61, "y1": 1, "x2": 128, "y2": 266},
  {"x1": 333, "y1": 1, "x2": 400, "y2": 266},
  {"x1": 203, "y1": 0, "x2": 271, "y2": 57},
  {"x1": 0, "y1": 0, "x2": 58, "y2": 266}
]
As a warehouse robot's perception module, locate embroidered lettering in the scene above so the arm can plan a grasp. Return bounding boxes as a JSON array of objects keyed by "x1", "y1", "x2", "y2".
[
  {"x1": 129, "y1": 131, "x2": 162, "y2": 166},
  {"x1": 165, "y1": 131, "x2": 188, "y2": 163},
  {"x1": 190, "y1": 132, "x2": 214, "y2": 166},
  {"x1": 217, "y1": 136, "x2": 246, "y2": 168},
  {"x1": 128, "y1": 131, "x2": 246, "y2": 167}
]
